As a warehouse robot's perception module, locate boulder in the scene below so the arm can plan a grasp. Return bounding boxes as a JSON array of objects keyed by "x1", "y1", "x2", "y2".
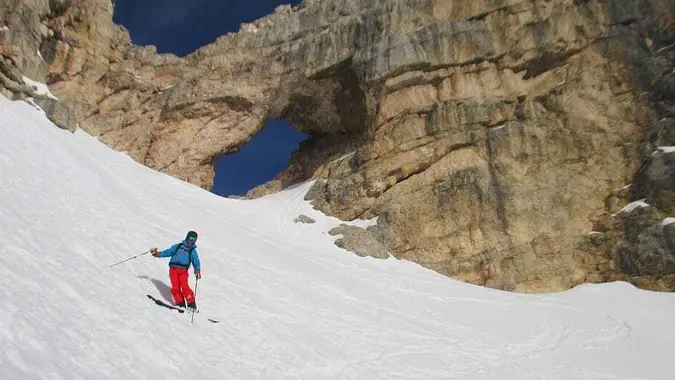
[
  {"x1": 329, "y1": 224, "x2": 390, "y2": 260},
  {"x1": 33, "y1": 97, "x2": 77, "y2": 132},
  {"x1": 294, "y1": 215, "x2": 316, "y2": 224}
]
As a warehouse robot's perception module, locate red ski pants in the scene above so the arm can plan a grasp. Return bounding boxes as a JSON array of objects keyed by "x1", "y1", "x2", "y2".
[{"x1": 169, "y1": 267, "x2": 195, "y2": 304}]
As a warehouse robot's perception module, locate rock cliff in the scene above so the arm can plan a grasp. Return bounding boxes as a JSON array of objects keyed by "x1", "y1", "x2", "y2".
[{"x1": 2, "y1": 0, "x2": 675, "y2": 292}]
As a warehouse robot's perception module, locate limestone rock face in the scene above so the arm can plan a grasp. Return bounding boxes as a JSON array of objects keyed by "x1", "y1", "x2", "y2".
[
  {"x1": 2, "y1": 0, "x2": 675, "y2": 292},
  {"x1": 0, "y1": 0, "x2": 79, "y2": 130},
  {"x1": 587, "y1": 203, "x2": 675, "y2": 292}
]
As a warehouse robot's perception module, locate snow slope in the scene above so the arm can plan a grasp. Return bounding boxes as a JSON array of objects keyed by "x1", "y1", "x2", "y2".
[{"x1": 1, "y1": 94, "x2": 674, "y2": 380}]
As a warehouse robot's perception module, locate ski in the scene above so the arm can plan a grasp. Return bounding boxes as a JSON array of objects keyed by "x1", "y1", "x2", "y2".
[
  {"x1": 147, "y1": 294, "x2": 185, "y2": 313},
  {"x1": 147, "y1": 294, "x2": 219, "y2": 323}
]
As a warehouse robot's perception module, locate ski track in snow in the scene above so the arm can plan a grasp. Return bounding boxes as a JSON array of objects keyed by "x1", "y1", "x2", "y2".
[{"x1": 1, "y1": 94, "x2": 675, "y2": 379}]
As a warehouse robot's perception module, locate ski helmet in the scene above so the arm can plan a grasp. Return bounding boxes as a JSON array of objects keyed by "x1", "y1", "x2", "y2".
[{"x1": 186, "y1": 230, "x2": 198, "y2": 242}]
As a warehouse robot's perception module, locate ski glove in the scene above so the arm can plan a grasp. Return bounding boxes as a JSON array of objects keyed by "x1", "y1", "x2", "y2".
[
  {"x1": 151, "y1": 247, "x2": 160, "y2": 257},
  {"x1": 195, "y1": 270, "x2": 202, "y2": 280}
]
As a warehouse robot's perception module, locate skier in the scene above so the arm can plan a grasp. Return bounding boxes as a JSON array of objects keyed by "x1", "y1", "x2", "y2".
[{"x1": 151, "y1": 230, "x2": 202, "y2": 311}]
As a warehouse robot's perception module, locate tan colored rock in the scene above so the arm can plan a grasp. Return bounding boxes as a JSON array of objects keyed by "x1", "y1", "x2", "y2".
[
  {"x1": 2, "y1": 0, "x2": 675, "y2": 293},
  {"x1": 378, "y1": 84, "x2": 438, "y2": 123}
]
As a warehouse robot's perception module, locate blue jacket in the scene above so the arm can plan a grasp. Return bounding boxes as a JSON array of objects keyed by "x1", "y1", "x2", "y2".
[{"x1": 159, "y1": 241, "x2": 201, "y2": 273}]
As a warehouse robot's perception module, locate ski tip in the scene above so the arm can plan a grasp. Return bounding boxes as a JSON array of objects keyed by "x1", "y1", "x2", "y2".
[{"x1": 208, "y1": 318, "x2": 220, "y2": 324}]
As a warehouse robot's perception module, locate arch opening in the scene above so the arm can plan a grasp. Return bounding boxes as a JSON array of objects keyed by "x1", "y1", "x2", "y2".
[{"x1": 211, "y1": 120, "x2": 307, "y2": 197}]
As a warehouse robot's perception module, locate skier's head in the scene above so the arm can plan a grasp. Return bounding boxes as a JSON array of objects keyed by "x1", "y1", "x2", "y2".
[{"x1": 185, "y1": 230, "x2": 198, "y2": 245}]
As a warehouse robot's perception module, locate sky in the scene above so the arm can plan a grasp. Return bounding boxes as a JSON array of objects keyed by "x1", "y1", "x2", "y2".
[
  {"x1": 113, "y1": 0, "x2": 306, "y2": 197},
  {"x1": 113, "y1": 0, "x2": 302, "y2": 56},
  {"x1": 213, "y1": 120, "x2": 306, "y2": 196},
  {"x1": 2, "y1": 94, "x2": 675, "y2": 378}
]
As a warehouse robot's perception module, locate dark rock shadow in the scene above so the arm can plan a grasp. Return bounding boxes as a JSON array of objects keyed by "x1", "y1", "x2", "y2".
[{"x1": 137, "y1": 275, "x2": 173, "y2": 303}]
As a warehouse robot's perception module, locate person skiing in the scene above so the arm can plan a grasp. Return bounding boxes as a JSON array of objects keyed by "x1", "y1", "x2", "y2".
[{"x1": 151, "y1": 230, "x2": 202, "y2": 311}]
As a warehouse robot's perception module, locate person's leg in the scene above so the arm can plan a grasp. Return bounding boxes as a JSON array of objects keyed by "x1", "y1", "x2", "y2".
[
  {"x1": 178, "y1": 270, "x2": 195, "y2": 306},
  {"x1": 169, "y1": 267, "x2": 185, "y2": 307}
]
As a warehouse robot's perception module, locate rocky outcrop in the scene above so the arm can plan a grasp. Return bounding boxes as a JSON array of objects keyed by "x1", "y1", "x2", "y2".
[
  {"x1": 578, "y1": 42, "x2": 675, "y2": 291},
  {"x1": 329, "y1": 224, "x2": 390, "y2": 259},
  {"x1": 294, "y1": 214, "x2": 316, "y2": 224},
  {"x1": 585, "y1": 202, "x2": 675, "y2": 292},
  {"x1": 33, "y1": 97, "x2": 78, "y2": 131},
  {"x1": 0, "y1": 0, "x2": 79, "y2": 131},
  {"x1": 2, "y1": 0, "x2": 675, "y2": 292}
]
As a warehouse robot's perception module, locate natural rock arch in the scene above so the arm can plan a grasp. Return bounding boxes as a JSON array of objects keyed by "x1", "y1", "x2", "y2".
[
  {"x1": 3, "y1": 0, "x2": 675, "y2": 292},
  {"x1": 139, "y1": 57, "x2": 372, "y2": 191}
]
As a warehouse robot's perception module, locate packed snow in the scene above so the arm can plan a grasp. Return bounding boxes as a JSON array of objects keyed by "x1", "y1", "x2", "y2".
[
  {"x1": 22, "y1": 76, "x2": 58, "y2": 100},
  {"x1": 661, "y1": 217, "x2": 675, "y2": 227},
  {"x1": 1, "y1": 93, "x2": 675, "y2": 380},
  {"x1": 653, "y1": 146, "x2": 675, "y2": 154},
  {"x1": 328, "y1": 151, "x2": 356, "y2": 165},
  {"x1": 620, "y1": 199, "x2": 650, "y2": 213}
]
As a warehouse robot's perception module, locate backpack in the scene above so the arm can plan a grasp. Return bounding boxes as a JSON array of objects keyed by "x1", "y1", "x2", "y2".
[{"x1": 171, "y1": 242, "x2": 195, "y2": 269}]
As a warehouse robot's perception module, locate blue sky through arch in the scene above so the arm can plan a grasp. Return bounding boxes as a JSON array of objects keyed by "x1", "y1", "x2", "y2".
[
  {"x1": 212, "y1": 120, "x2": 306, "y2": 196},
  {"x1": 113, "y1": 0, "x2": 306, "y2": 196}
]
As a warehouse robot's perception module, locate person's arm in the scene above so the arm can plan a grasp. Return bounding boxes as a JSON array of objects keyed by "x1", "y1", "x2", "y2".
[{"x1": 152, "y1": 244, "x2": 179, "y2": 258}]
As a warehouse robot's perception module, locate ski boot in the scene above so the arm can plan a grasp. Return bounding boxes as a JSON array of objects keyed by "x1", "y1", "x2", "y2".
[{"x1": 186, "y1": 301, "x2": 198, "y2": 313}]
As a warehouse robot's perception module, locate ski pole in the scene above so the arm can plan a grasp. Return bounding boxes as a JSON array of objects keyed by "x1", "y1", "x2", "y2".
[
  {"x1": 191, "y1": 277, "x2": 199, "y2": 325},
  {"x1": 109, "y1": 250, "x2": 150, "y2": 268}
]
